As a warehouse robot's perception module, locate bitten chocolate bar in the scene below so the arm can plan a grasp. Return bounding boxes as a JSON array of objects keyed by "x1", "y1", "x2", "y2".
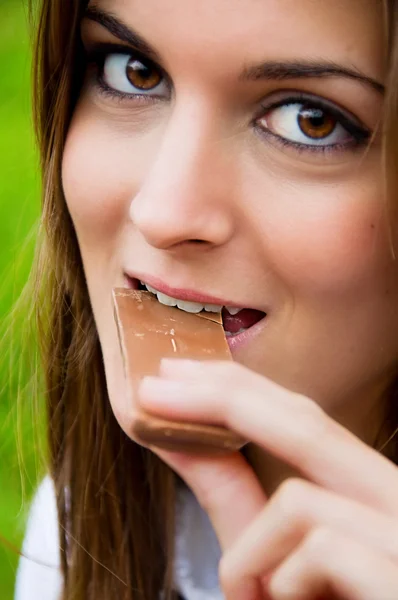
[{"x1": 113, "y1": 288, "x2": 246, "y2": 453}]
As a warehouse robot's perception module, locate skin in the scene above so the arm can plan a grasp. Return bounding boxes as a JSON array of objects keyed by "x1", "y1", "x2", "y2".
[{"x1": 62, "y1": 0, "x2": 398, "y2": 596}]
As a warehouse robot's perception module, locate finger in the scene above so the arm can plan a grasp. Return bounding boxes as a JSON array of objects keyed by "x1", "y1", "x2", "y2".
[
  {"x1": 139, "y1": 360, "x2": 398, "y2": 515},
  {"x1": 267, "y1": 528, "x2": 398, "y2": 600},
  {"x1": 152, "y1": 447, "x2": 267, "y2": 551},
  {"x1": 220, "y1": 478, "x2": 398, "y2": 591}
]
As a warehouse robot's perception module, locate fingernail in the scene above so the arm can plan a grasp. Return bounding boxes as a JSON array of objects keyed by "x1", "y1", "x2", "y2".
[
  {"x1": 139, "y1": 376, "x2": 187, "y2": 407},
  {"x1": 160, "y1": 358, "x2": 201, "y2": 374}
]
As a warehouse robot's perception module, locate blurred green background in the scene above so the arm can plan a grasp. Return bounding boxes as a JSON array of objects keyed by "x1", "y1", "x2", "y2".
[{"x1": 1, "y1": 1, "x2": 42, "y2": 598}]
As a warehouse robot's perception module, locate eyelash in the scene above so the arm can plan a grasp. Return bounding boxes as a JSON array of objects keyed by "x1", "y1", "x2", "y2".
[
  {"x1": 85, "y1": 43, "x2": 372, "y2": 155},
  {"x1": 255, "y1": 93, "x2": 370, "y2": 155},
  {"x1": 86, "y1": 43, "x2": 170, "y2": 103}
]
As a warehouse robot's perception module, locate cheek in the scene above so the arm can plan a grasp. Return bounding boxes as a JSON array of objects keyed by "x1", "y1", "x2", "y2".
[
  {"x1": 62, "y1": 130, "x2": 125, "y2": 245},
  {"x1": 61, "y1": 107, "x2": 157, "y2": 246},
  {"x1": 61, "y1": 110, "x2": 152, "y2": 439},
  {"x1": 251, "y1": 177, "x2": 389, "y2": 296}
]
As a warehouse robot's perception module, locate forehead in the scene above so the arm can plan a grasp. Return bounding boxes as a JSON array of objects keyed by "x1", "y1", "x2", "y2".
[{"x1": 87, "y1": 0, "x2": 385, "y2": 79}]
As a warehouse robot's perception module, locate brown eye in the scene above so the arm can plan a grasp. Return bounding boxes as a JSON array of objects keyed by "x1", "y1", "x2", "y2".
[
  {"x1": 126, "y1": 59, "x2": 162, "y2": 91},
  {"x1": 298, "y1": 105, "x2": 336, "y2": 139},
  {"x1": 258, "y1": 101, "x2": 352, "y2": 147},
  {"x1": 103, "y1": 53, "x2": 168, "y2": 97}
]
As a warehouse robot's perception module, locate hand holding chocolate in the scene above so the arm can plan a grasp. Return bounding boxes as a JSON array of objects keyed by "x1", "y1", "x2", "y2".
[{"x1": 113, "y1": 288, "x2": 246, "y2": 453}]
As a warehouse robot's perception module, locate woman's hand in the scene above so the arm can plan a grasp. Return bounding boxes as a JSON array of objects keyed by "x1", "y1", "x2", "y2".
[{"x1": 139, "y1": 359, "x2": 398, "y2": 599}]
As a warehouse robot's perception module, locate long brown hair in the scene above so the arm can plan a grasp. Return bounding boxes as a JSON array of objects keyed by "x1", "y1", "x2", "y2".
[
  {"x1": 29, "y1": 1, "x2": 398, "y2": 599},
  {"x1": 30, "y1": 1, "x2": 176, "y2": 598}
]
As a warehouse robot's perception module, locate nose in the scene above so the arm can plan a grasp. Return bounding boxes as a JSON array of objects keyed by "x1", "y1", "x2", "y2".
[{"x1": 129, "y1": 100, "x2": 236, "y2": 251}]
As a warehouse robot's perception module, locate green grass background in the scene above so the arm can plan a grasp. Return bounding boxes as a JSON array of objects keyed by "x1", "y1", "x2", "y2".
[{"x1": 0, "y1": 1, "x2": 42, "y2": 598}]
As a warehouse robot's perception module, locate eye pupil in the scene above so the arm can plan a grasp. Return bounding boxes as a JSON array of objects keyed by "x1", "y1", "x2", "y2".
[
  {"x1": 298, "y1": 105, "x2": 336, "y2": 139},
  {"x1": 126, "y1": 59, "x2": 161, "y2": 90}
]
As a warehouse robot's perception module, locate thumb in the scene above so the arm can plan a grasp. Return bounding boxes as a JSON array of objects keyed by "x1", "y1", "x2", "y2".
[{"x1": 154, "y1": 448, "x2": 267, "y2": 551}]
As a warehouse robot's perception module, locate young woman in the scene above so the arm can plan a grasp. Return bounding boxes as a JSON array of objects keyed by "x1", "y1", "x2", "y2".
[{"x1": 15, "y1": 0, "x2": 398, "y2": 598}]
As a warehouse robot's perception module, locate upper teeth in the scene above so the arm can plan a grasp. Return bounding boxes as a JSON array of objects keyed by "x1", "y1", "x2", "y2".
[{"x1": 141, "y1": 282, "x2": 241, "y2": 315}]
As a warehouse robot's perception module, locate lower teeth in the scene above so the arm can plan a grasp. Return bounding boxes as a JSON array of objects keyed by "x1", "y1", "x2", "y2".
[{"x1": 225, "y1": 327, "x2": 248, "y2": 338}]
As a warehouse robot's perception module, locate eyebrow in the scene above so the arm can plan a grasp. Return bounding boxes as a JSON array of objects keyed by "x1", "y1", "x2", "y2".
[
  {"x1": 85, "y1": 6, "x2": 162, "y2": 63},
  {"x1": 84, "y1": 6, "x2": 385, "y2": 95},
  {"x1": 241, "y1": 61, "x2": 384, "y2": 94}
]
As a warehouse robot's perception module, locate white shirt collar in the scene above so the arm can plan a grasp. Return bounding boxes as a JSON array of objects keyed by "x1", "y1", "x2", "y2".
[{"x1": 173, "y1": 484, "x2": 224, "y2": 600}]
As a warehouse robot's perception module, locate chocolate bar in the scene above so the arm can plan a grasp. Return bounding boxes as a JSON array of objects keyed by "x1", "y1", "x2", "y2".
[{"x1": 113, "y1": 288, "x2": 246, "y2": 453}]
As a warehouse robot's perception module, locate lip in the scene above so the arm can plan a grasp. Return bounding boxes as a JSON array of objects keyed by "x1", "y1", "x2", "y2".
[
  {"x1": 125, "y1": 272, "x2": 246, "y2": 308},
  {"x1": 226, "y1": 316, "x2": 268, "y2": 352},
  {"x1": 124, "y1": 272, "x2": 268, "y2": 353}
]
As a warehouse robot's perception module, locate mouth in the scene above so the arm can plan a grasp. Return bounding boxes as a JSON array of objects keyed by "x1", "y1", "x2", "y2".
[{"x1": 125, "y1": 275, "x2": 267, "y2": 343}]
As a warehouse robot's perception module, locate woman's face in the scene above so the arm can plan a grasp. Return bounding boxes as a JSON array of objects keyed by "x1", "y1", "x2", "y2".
[{"x1": 63, "y1": 0, "x2": 398, "y2": 440}]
